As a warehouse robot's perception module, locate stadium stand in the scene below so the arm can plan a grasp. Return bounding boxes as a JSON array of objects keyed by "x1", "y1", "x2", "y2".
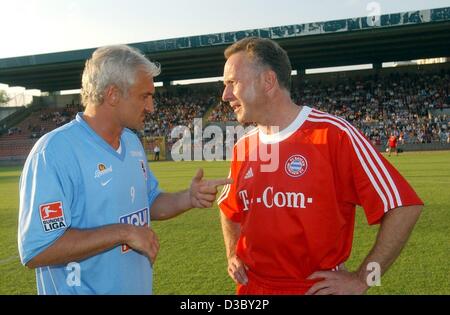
[
  {"x1": 208, "y1": 66, "x2": 450, "y2": 146},
  {"x1": 0, "y1": 104, "x2": 82, "y2": 160},
  {"x1": 1, "y1": 7, "x2": 449, "y2": 160},
  {"x1": 145, "y1": 88, "x2": 217, "y2": 138},
  {"x1": 1, "y1": 65, "x2": 449, "y2": 160},
  {"x1": 293, "y1": 68, "x2": 450, "y2": 146}
]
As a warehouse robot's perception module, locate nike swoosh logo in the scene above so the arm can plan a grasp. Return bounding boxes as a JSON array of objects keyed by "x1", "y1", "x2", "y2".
[{"x1": 101, "y1": 178, "x2": 112, "y2": 186}]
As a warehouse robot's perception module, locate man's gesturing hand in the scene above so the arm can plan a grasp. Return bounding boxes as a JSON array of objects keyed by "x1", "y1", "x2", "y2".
[{"x1": 190, "y1": 168, "x2": 233, "y2": 208}]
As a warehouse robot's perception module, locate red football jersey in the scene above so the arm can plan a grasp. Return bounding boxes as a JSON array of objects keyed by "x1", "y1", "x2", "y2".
[
  {"x1": 389, "y1": 136, "x2": 398, "y2": 148},
  {"x1": 218, "y1": 106, "x2": 423, "y2": 289}
]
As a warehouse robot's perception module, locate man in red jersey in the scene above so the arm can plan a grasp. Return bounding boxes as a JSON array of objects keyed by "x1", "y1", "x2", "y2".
[
  {"x1": 217, "y1": 37, "x2": 423, "y2": 295},
  {"x1": 387, "y1": 133, "x2": 398, "y2": 156}
]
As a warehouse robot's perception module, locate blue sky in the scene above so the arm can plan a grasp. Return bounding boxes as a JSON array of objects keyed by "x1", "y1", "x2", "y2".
[{"x1": 1, "y1": 0, "x2": 449, "y2": 59}]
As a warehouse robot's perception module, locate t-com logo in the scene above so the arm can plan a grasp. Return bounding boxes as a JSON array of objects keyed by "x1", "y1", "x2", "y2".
[
  {"x1": 39, "y1": 201, "x2": 66, "y2": 233},
  {"x1": 239, "y1": 187, "x2": 313, "y2": 211},
  {"x1": 119, "y1": 208, "x2": 149, "y2": 253}
]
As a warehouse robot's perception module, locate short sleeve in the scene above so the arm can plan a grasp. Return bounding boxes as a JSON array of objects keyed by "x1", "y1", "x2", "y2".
[
  {"x1": 146, "y1": 164, "x2": 161, "y2": 208},
  {"x1": 218, "y1": 145, "x2": 242, "y2": 222},
  {"x1": 18, "y1": 147, "x2": 74, "y2": 265},
  {"x1": 335, "y1": 126, "x2": 423, "y2": 225}
]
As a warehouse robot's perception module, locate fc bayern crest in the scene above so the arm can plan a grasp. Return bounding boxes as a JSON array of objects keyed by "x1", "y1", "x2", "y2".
[{"x1": 285, "y1": 155, "x2": 308, "y2": 178}]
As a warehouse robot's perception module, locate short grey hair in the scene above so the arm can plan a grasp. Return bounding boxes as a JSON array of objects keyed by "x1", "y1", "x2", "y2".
[{"x1": 81, "y1": 45, "x2": 161, "y2": 106}]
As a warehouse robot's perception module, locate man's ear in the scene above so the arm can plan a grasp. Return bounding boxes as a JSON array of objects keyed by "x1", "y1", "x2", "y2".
[
  {"x1": 262, "y1": 70, "x2": 277, "y2": 93},
  {"x1": 105, "y1": 85, "x2": 120, "y2": 106}
]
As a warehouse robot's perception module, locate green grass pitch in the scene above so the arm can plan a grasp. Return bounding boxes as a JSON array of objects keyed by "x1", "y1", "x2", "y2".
[{"x1": 0, "y1": 151, "x2": 449, "y2": 294}]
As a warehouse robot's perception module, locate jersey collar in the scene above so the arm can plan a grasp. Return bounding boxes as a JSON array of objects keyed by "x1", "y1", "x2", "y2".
[
  {"x1": 75, "y1": 112, "x2": 127, "y2": 161},
  {"x1": 258, "y1": 106, "x2": 312, "y2": 144}
]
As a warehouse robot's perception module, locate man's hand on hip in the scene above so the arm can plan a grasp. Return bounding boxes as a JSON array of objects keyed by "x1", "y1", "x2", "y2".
[{"x1": 305, "y1": 269, "x2": 369, "y2": 295}]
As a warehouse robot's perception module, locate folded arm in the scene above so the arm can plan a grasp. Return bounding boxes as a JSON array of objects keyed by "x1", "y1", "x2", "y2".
[{"x1": 26, "y1": 224, "x2": 159, "y2": 269}]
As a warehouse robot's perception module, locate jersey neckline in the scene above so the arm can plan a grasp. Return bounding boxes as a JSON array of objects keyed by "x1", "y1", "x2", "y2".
[
  {"x1": 75, "y1": 112, "x2": 127, "y2": 161},
  {"x1": 258, "y1": 106, "x2": 312, "y2": 144}
]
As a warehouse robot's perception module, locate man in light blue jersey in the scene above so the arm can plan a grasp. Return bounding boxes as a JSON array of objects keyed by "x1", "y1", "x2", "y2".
[{"x1": 18, "y1": 45, "x2": 231, "y2": 294}]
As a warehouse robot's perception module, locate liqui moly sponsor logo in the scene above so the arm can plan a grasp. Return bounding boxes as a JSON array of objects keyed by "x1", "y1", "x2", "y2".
[
  {"x1": 239, "y1": 187, "x2": 313, "y2": 210},
  {"x1": 119, "y1": 208, "x2": 149, "y2": 253}
]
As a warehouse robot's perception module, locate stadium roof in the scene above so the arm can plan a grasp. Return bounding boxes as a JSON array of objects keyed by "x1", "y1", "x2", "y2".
[{"x1": 1, "y1": 7, "x2": 449, "y2": 92}]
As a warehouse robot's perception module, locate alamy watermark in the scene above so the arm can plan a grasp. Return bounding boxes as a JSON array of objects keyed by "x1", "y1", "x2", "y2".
[
  {"x1": 366, "y1": 262, "x2": 381, "y2": 287},
  {"x1": 169, "y1": 119, "x2": 280, "y2": 172},
  {"x1": 366, "y1": 1, "x2": 382, "y2": 26},
  {"x1": 66, "y1": 262, "x2": 81, "y2": 287}
]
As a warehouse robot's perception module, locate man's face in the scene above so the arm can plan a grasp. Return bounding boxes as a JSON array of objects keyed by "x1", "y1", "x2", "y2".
[
  {"x1": 222, "y1": 52, "x2": 264, "y2": 124},
  {"x1": 117, "y1": 68, "x2": 155, "y2": 130}
]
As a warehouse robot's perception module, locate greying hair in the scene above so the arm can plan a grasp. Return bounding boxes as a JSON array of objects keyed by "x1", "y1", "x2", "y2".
[
  {"x1": 81, "y1": 45, "x2": 161, "y2": 106},
  {"x1": 224, "y1": 37, "x2": 292, "y2": 92}
]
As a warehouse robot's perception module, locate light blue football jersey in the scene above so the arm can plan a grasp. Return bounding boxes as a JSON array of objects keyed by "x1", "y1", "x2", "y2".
[{"x1": 18, "y1": 113, "x2": 161, "y2": 294}]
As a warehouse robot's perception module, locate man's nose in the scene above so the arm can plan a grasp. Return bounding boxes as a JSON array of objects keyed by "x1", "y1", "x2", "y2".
[
  {"x1": 145, "y1": 98, "x2": 154, "y2": 113},
  {"x1": 222, "y1": 85, "x2": 234, "y2": 102}
]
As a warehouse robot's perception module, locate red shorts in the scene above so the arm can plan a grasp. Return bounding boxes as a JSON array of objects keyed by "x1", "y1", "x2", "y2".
[{"x1": 236, "y1": 271, "x2": 318, "y2": 295}]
